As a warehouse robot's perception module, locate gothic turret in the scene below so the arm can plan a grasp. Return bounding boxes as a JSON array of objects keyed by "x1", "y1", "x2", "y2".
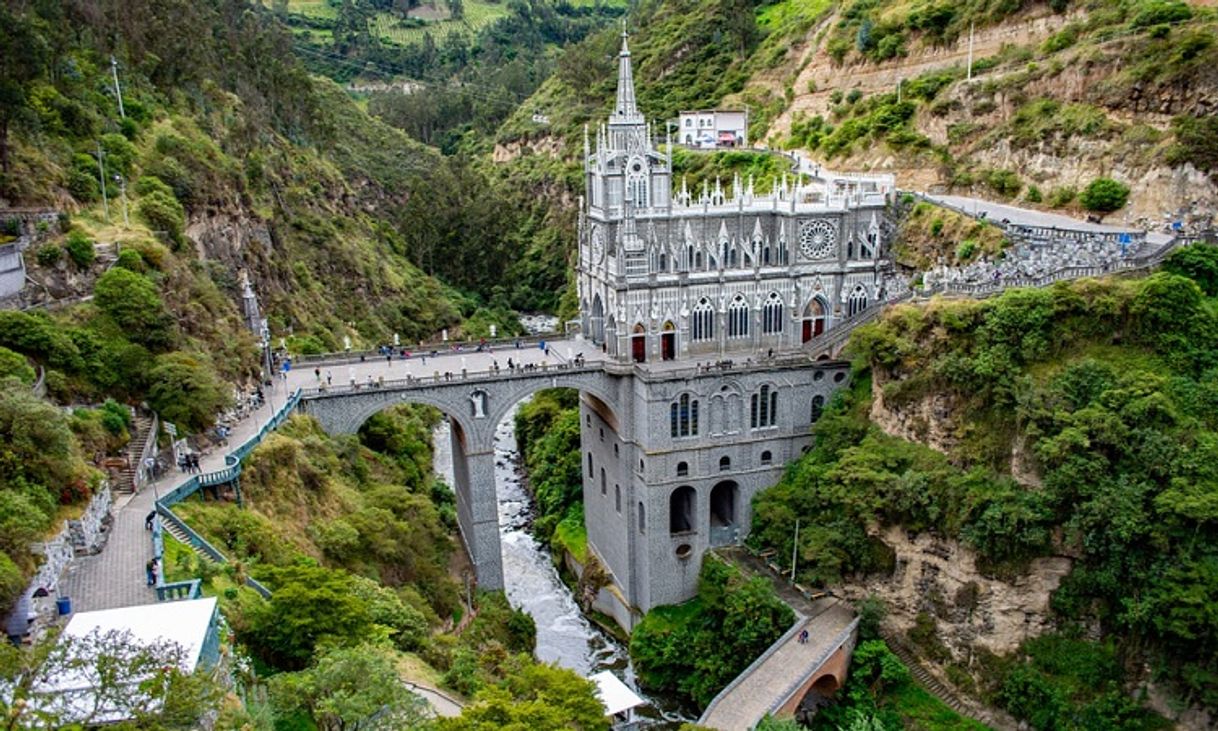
[{"x1": 611, "y1": 31, "x2": 643, "y2": 126}]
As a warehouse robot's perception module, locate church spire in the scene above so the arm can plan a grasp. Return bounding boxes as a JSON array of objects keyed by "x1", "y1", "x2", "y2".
[{"x1": 612, "y1": 29, "x2": 643, "y2": 124}]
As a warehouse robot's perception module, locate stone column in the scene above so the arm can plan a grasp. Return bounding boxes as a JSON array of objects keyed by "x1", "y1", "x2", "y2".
[{"x1": 450, "y1": 427, "x2": 504, "y2": 591}]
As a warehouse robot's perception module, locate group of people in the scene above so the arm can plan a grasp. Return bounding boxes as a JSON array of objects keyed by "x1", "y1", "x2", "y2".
[{"x1": 177, "y1": 452, "x2": 202, "y2": 473}]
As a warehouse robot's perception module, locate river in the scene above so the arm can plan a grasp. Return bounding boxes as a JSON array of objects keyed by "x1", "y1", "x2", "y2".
[{"x1": 433, "y1": 409, "x2": 690, "y2": 727}]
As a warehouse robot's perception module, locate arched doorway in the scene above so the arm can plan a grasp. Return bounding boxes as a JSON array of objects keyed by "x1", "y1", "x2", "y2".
[
  {"x1": 669, "y1": 485, "x2": 696, "y2": 534},
  {"x1": 631, "y1": 323, "x2": 646, "y2": 363},
  {"x1": 709, "y1": 481, "x2": 737, "y2": 546},
  {"x1": 802, "y1": 297, "x2": 827, "y2": 343},
  {"x1": 661, "y1": 321, "x2": 676, "y2": 361}
]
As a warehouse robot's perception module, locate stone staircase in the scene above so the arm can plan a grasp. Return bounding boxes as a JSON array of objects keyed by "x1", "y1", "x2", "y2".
[
  {"x1": 116, "y1": 412, "x2": 155, "y2": 495},
  {"x1": 882, "y1": 632, "x2": 998, "y2": 727}
]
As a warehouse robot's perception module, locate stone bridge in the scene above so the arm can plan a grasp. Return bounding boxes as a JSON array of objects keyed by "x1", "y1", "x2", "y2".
[{"x1": 296, "y1": 348, "x2": 624, "y2": 591}]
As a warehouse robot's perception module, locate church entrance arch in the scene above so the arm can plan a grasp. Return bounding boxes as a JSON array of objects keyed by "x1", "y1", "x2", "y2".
[
  {"x1": 802, "y1": 297, "x2": 827, "y2": 343},
  {"x1": 631, "y1": 323, "x2": 647, "y2": 363},
  {"x1": 661, "y1": 321, "x2": 676, "y2": 361}
]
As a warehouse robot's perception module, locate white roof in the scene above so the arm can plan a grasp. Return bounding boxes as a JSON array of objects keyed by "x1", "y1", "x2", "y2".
[
  {"x1": 590, "y1": 670, "x2": 645, "y2": 717},
  {"x1": 63, "y1": 597, "x2": 217, "y2": 674},
  {"x1": 24, "y1": 598, "x2": 218, "y2": 725}
]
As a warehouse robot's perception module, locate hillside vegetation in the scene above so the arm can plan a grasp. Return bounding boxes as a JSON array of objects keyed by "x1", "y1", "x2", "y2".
[{"x1": 750, "y1": 247, "x2": 1218, "y2": 727}]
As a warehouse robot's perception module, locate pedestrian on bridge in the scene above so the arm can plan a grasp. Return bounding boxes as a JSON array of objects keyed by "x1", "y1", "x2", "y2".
[{"x1": 145, "y1": 511, "x2": 156, "y2": 531}]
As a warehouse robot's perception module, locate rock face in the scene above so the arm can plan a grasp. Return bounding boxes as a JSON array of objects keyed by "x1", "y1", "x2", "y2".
[
  {"x1": 840, "y1": 525, "x2": 1072, "y2": 659},
  {"x1": 869, "y1": 376, "x2": 962, "y2": 458}
]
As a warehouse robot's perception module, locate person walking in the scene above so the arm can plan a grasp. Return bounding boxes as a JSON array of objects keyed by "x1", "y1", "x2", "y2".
[
  {"x1": 144, "y1": 510, "x2": 156, "y2": 531},
  {"x1": 326, "y1": 370, "x2": 333, "y2": 385},
  {"x1": 145, "y1": 559, "x2": 156, "y2": 586}
]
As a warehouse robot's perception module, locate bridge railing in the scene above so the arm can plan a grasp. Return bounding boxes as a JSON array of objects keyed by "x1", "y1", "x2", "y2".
[
  {"x1": 298, "y1": 360, "x2": 600, "y2": 397},
  {"x1": 153, "y1": 390, "x2": 301, "y2": 600},
  {"x1": 292, "y1": 334, "x2": 558, "y2": 368},
  {"x1": 698, "y1": 614, "x2": 808, "y2": 726}
]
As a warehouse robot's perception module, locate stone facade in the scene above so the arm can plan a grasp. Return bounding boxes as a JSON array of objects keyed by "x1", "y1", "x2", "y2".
[
  {"x1": 582, "y1": 363, "x2": 851, "y2": 620},
  {"x1": 577, "y1": 33, "x2": 897, "y2": 365}
]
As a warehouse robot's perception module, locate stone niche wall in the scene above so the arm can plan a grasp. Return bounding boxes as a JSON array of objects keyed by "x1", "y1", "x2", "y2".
[
  {"x1": 841, "y1": 525, "x2": 1072, "y2": 658},
  {"x1": 6, "y1": 487, "x2": 113, "y2": 642}
]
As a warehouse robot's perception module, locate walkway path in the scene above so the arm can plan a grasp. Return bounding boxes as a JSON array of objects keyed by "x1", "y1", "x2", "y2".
[
  {"x1": 698, "y1": 548, "x2": 856, "y2": 730},
  {"x1": 700, "y1": 599, "x2": 855, "y2": 730},
  {"x1": 59, "y1": 382, "x2": 290, "y2": 612}
]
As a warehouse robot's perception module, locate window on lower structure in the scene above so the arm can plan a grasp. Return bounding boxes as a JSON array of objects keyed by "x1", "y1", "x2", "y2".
[
  {"x1": 670, "y1": 393, "x2": 699, "y2": 437},
  {"x1": 751, "y1": 385, "x2": 778, "y2": 428},
  {"x1": 615, "y1": 484, "x2": 621, "y2": 513},
  {"x1": 676, "y1": 461, "x2": 688, "y2": 477},
  {"x1": 761, "y1": 450, "x2": 773, "y2": 465},
  {"x1": 600, "y1": 467, "x2": 606, "y2": 495},
  {"x1": 719, "y1": 456, "x2": 731, "y2": 471},
  {"x1": 811, "y1": 395, "x2": 825, "y2": 422}
]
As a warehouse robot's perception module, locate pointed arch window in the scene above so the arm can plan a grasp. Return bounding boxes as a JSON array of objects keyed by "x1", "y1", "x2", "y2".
[
  {"x1": 762, "y1": 293, "x2": 783, "y2": 334},
  {"x1": 692, "y1": 298, "x2": 715, "y2": 342},
  {"x1": 727, "y1": 295, "x2": 749, "y2": 339},
  {"x1": 847, "y1": 285, "x2": 869, "y2": 317}
]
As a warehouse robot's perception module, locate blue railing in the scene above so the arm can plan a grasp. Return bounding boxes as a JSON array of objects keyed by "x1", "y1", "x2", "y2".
[
  {"x1": 160, "y1": 389, "x2": 302, "y2": 507},
  {"x1": 152, "y1": 390, "x2": 301, "y2": 601}
]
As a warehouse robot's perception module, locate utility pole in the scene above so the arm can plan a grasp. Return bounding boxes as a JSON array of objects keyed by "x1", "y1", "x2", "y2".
[
  {"x1": 966, "y1": 22, "x2": 975, "y2": 82},
  {"x1": 897, "y1": 78, "x2": 902, "y2": 103},
  {"x1": 111, "y1": 56, "x2": 125, "y2": 119},
  {"x1": 790, "y1": 518, "x2": 800, "y2": 584},
  {"x1": 96, "y1": 141, "x2": 110, "y2": 222}
]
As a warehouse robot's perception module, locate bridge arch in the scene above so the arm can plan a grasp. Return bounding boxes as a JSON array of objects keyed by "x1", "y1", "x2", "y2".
[{"x1": 298, "y1": 368, "x2": 624, "y2": 593}]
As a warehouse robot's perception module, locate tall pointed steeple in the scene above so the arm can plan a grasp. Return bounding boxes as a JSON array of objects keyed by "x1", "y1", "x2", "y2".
[{"x1": 611, "y1": 29, "x2": 643, "y2": 125}]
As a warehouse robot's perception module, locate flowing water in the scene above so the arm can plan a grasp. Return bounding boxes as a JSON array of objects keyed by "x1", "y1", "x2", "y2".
[{"x1": 433, "y1": 408, "x2": 690, "y2": 727}]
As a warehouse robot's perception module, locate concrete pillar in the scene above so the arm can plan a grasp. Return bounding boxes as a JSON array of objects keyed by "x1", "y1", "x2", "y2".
[{"x1": 449, "y1": 426, "x2": 504, "y2": 591}]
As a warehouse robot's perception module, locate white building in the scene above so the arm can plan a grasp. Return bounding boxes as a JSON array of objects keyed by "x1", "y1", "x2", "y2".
[{"x1": 677, "y1": 109, "x2": 748, "y2": 148}]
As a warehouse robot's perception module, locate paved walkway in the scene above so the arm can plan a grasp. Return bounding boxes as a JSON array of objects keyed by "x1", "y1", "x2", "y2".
[
  {"x1": 59, "y1": 383, "x2": 289, "y2": 612},
  {"x1": 700, "y1": 599, "x2": 855, "y2": 731}
]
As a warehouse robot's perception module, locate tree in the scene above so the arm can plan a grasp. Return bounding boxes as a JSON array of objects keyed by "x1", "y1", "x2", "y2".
[
  {"x1": 448, "y1": 0, "x2": 464, "y2": 20},
  {"x1": 1079, "y1": 177, "x2": 1130, "y2": 213},
  {"x1": 1163, "y1": 244, "x2": 1218, "y2": 296},
  {"x1": 246, "y1": 565, "x2": 377, "y2": 670},
  {"x1": 268, "y1": 644, "x2": 430, "y2": 730},
  {"x1": 93, "y1": 268, "x2": 174, "y2": 349},
  {"x1": 439, "y1": 657, "x2": 609, "y2": 731},
  {"x1": 0, "y1": 6, "x2": 48, "y2": 176},
  {"x1": 146, "y1": 352, "x2": 231, "y2": 432},
  {"x1": 136, "y1": 190, "x2": 186, "y2": 249},
  {"x1": 0, "y1": 628, "x2": 224, "y2": 728}
]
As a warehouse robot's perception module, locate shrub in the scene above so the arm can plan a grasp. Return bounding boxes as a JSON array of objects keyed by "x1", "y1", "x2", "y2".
[
  {"x1": 0, "y1": 347, "x2": 35, "y2": 384},
  {"x1": 956, "y1": 239, "x2": 979, "y2": 261},
  {"x1": 34, "y1": 245, "x2": 61, "y2": 267},
  {"x1": 1079, "y1": 177, "x2": 1130, "y2": 212},
  {"x1": 93, "y1": 268, "x2": 174, "y2": 349},
  {"x1": 147, "y1": 351, "x2": 231, "y2": 432},
  {"x1": 1131, "y1": 0, "x2": 1192, "y2": 28},
  {"x1": 115, "y1": 249, "x2": 146, "y2": 273},
  {"x1": 137, "y1": 191, "x2": 186, "y2": 248},
  {"x1": 1047, "y1": 186, "x2": 1076, "y2": 208},
  {"x1": 64, "y1": 230, "x2": 95, "y2": 269},
  {"x1": 986, "y1": 169, "x2": 1022, "y2": 198}
]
